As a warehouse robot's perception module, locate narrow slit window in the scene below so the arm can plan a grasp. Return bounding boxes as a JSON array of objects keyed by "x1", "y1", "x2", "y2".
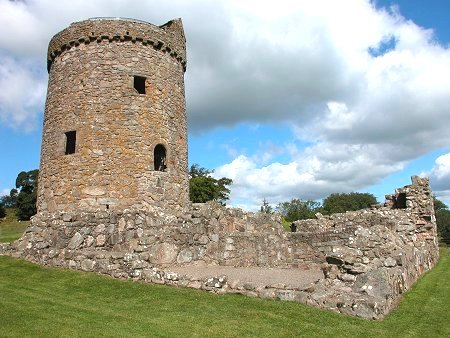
[
  {"x1": 154, "y1": 144, "x2": 167, "y2": 172},
  {"x1": 65, "y1": 131, "x2": 76, "y2": 155},
  {"x1": 134, "y1": 75, "x2": 146, "y2": 94}
]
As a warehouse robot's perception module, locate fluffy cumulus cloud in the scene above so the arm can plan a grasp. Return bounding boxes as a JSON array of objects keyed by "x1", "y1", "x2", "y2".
[
  {"x1": 1, "y1": 0, "x2": 449, "y2": 208},
  {"x1": 429, "y1": 153, "x2": 450, "y2": 204},
  {"x1": 0, "y1": 56, "x2": 46, "y2": 130},
  {"x1": 208, "y1": 1, "x2": 450, "y2": 208},
  {"x1": 215, "y1": 142, "x2": 407, "y2": 208}
]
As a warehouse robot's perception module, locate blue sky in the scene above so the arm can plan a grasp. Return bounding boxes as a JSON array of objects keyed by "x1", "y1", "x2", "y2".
[{"x1": 1, "y1": 0, "x2": 450, "y2": 210}]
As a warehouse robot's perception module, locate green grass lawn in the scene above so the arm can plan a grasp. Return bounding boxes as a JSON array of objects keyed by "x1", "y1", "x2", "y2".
[
  {"x1": 0, "y1": 248, "x2": 448, "y2": 337},
  {"x1": 0, "y1": 208, "x2": 28, "y2": 243}
]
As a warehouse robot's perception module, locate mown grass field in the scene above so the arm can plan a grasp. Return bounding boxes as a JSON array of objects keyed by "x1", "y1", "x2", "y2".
[
  {"x1": 0, "y1": 247, "x2": 448, "y2": 337},
  {"x1": 0, "y1": 208, "x2": 29, "y2": 243}
]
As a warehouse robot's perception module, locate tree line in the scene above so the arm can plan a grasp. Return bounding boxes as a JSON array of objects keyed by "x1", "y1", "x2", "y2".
[{"x1": 273, "y1": 192, "x2": 378, "y2": 221}]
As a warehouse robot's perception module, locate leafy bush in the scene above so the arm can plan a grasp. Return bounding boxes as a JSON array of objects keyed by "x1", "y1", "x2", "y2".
[
  {"x1": 434, "y1": 198, "x2": 450, "y2": 245},
  {"x1": 322, "y1": 192, "x2": 377, "y2": 215},
  {"x1": 277, "y1": 199, "x2": 321, "y2": 222},
  {"x1": 189, "y1": 164, "x2": 232, "y2": 205},
  {"x1": 0, "y1": 203, "x2": 6, "y2": 219}
]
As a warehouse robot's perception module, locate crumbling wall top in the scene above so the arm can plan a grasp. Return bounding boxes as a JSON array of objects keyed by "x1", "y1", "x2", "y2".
[{"x1": 385, "y1": 175, "x2": 434, "y2": 217}]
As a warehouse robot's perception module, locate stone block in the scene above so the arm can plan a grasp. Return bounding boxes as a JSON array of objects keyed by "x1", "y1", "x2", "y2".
[
  {"x1": 384, "y1": 257, "x2": 397, "y2": 267},
  {"x1": 177, "y1": 248, "x2": 193, "y2": 263},
  {"x1": 148, "y1": 243, "x2": 178, "y2": 264},
  {"x1": 338, "y1": 273, "x2": 357, "y2": 283},
  {"x1": 81, "y1": 259, "x2": 96, "y2": 271},
  {"x1": 67, "y1": 232, "x2": 84, "y2": 249}
]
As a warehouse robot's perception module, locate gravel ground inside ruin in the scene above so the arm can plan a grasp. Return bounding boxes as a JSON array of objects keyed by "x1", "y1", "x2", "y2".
[{"x1": 168, "y1": 265, "x2": 324, "y2": 289}]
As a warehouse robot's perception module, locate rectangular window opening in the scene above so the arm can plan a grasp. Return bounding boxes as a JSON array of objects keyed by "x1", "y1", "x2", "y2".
[
  {"x1": 65, "y1": 131, "x2": 76, "y2": 155},
  {"x1": 394, "y1": 192, "x2": 407, "y2": 209},
  {"x1": 134, "y1": 75, "x2": 146, "y2": 94}
]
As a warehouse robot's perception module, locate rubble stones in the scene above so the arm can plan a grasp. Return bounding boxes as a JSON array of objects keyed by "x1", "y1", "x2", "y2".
[
  {"x1": 80, "y1": 259, "x2": 96, "y2": 271},
  {"x1": 148, "y1": 243, "x2": 178, "y2": 265},
  {"x1": 339, "y1": 273, "x2": 357, "y2": 283}
]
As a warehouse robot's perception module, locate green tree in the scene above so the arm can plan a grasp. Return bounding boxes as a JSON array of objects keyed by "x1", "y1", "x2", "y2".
[
  {"x1": 0, "y1": 188, "x2": 18, "y2": 208},
  {"x1": 15, "y1": 169, "x2": 39, "y2": 221},
  {"x1": 189, "y1": 164, "x2": 232, "y2": 205},
  {"x1": 0, "y1": 202, "x2": 6, "y2": 218},
  {"x1": 434, "y1": 197, "x2": 450, "y2": 245},
  {"x1": 433, "y1": 198, "x2": 448, "y2": 212},
  {"x1": 260, "y1": 198, "x2": 273, "y2": 214},
  {"x1": 322, "y1": 192, "x2": 377, "y2": 215},
  {"x1": 276, "y1": 199, "x2": 321, "y2": 222}
]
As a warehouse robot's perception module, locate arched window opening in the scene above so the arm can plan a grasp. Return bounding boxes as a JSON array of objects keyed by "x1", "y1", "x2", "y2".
[{"x1": 154, "y1": 144, "x2": 167, "y2": 172}]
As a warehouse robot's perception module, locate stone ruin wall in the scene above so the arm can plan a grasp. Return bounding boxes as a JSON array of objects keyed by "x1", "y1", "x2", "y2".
[
  {"x1": 293, "y1": 176, "x2": 438, "y2": 290},
  {"x1": 1, "y1": 176, "x2": 439, "y2": 319},
  {"x1": 38, "y1": 18, "x2": 188, "y2": 214},
  {"x1": 7, "y1": 203, "x2": 320, "y2": 272}
]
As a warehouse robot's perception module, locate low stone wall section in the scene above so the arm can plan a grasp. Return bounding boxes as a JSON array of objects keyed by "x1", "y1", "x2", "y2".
[
  {"x1": 7, "y1": 203, "x2": 322, "y2": 272},
  {"x1": 0, "y1": 176, "x2": 440, "y2": 319}
]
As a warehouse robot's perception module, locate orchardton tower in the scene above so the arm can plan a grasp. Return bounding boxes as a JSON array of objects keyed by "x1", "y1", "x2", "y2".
[{"x1": 37, "y1": 18, "x2": 188, "y2": 212}]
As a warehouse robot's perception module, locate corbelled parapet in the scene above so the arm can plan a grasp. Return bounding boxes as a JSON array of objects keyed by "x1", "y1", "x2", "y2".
[{"x1": 47, "y1": 18, "x2": 186, "y2": 72}]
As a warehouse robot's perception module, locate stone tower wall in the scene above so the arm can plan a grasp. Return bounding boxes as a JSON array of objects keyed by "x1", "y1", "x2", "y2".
[{"x1": 37, "y1": 18, "x2": 188, "y2": 213}]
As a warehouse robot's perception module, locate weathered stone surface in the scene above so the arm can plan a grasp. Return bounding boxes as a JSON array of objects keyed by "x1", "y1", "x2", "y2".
[
  {"x1": 384, "y1": 257, "x2": 397, "y2": 267},
  {"x1": 67, "y1": 232, "x2": 84, "y2": 249},
  {"x1": 36, "y1": 18, "x2": 189, "y2": 214},
  {"x1": 148, "y1": 243, "x2": 178, "y2": 265},
  {"x1": 177, "y1": 248, "x2": 193, "y2": 264},
  {"x1": 80, "y1": 259, "x2": 96, "y2": 271}
]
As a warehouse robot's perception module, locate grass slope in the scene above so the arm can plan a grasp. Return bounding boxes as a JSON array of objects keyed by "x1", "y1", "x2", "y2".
[
  {"x1": 0, "y1": 208, "x2": 28, "y2": 243},
  {"x1": 0, "y1": 248, "x2": 448, "y2": 337}
]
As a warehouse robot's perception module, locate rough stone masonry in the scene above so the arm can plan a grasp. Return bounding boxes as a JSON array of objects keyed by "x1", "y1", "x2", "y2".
[
  {"x1": 38, "y1": 18, "x2": 188, "y2": 213},
  {"x1": 0, "y1": 18, "x2": 440, "y2": 320}
]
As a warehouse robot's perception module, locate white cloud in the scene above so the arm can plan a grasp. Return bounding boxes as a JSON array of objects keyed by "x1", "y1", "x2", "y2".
[
  {"x1": 221, "y1": 144, "x2": 239, "y2": 158},
  {"x1": 429, "y1": 153, "x2": 450, "y2": 204},
  {"x1": 0, "y1": 188, "x2": 10, "y2": 197},
  {"x1": 2, "y1": 0, "x2": 449, "y2": 136},
  {"x1": 216, "y1": 141, "x2": 407, "y2": 209},
  {"x1": 0, "y1": 56, "x2": 47, "y2": 130}
]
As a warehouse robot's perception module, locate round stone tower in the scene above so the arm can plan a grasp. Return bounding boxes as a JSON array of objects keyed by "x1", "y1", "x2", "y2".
[{"x1": 37, "y1": 18, "x2": 188, "y2": 212}]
